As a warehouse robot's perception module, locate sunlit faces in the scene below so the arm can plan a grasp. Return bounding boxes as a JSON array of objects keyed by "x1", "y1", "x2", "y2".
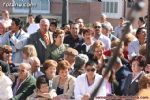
[
  {"x1": 71, "y1": 24, "x2": 80, "y2": 37},
  {"x1": 45, "y1": 66, "x2": 56, "y2": 78},
  {"x1": 18, "y1": 64, "x2": 29, "y2": 81},
  {"x1": 40, "y1": 19, "x2": 50, "y2": 33},
  {"x1": 10, "y1": 21, "x2": 19, "y2": 32},
  {"x1": 55, "y1": 33, "x2": 65, "y2": 43},
  {"x1": 94, "y1": 22, "x2": 102, "y2": 34},
  {"x1": 59, "y1": 69, "x2": 69, "y2": 80}
]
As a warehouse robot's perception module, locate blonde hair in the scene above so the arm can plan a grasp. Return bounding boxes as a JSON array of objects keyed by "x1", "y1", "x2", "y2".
[{"x1": 23, "y1": 44, "x2": 37, "y2": 58}]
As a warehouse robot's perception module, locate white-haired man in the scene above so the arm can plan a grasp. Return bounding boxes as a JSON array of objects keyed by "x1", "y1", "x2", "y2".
[
  {"x1": 28, "y1": 19, "x2": 53, "y2": 64},
  {"x1": 12, "y1": 63, "x2": 36, "y2": 100}
]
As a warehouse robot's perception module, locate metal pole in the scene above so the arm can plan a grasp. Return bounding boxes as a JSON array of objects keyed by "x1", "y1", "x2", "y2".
[
  {"x1": 146, "y1": 0, "x2": 150, "y2": 63},
  {"x1": 62, "y1": 0, "x2": 69, "y2": 27},
  {"x1": 29, "y1": 0, "x2": 32, "y2": 14}
]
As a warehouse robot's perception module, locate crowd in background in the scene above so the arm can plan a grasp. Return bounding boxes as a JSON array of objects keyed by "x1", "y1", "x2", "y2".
[{"x1": 0, "y1": 9, "x2": 150, "y2": 100}]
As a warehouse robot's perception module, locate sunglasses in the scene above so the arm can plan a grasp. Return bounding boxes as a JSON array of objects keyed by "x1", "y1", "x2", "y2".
[
  {"x1": 94, "y1": 26, "x2": 101, "y2": 29},
  {"x1": 86, "y1": 68, "x2": 96, "y2": 72}
]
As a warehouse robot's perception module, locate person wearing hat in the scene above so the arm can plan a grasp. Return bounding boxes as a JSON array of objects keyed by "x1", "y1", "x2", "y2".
[{"x1": 64, "y1": 47, "x2": 78, "y2": 73}]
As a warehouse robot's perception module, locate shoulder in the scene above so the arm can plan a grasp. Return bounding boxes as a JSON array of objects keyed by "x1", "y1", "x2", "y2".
[{"x1": 68, "y1": 75, "x2": 76, "y2": 81}]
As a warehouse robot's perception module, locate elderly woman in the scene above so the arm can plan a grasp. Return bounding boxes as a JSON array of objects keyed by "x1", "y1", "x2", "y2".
[
  {"x1": 123, "y1": 55, "x2": 146, "y2": 96},
  {"x1": 74, "y1": 61, "x2": 106, "y2": 100},
  {"x1": 52, "y1": 60, "x2": 76, "y2": 100}
]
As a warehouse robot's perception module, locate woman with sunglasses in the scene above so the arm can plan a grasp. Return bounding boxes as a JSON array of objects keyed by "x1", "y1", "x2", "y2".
[
  {"x1": 74, "y1": 60, "x2": 106, "y2": 100},
  {"x1": 123, "y1": 55, "x2": 145, "y2": 96}
]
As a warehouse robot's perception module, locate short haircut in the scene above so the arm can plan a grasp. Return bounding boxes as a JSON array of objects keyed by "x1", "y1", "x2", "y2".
[
  {"x1": 43, "y1": 60, "x2": 58, "y2": 71},
  {"x1": 12, "y1": 17, "x2": 23, "y2": 29},
  {"x1": 28, "y1": 14, "x2": 34, "y2": 17},
  {"x1": 23, "y1": 44, "x2": 37, "y2": 58},
  {"x1": 50, "y1": 21, "x2": 57, "y2": 27},
  {"x1": 53, "y1": 29, "x2": 64, "y2": 38},
  {"x1": 85, "y1": 60, "x2": 97, "y2": 69},
  {"x1": 139, "y1": 74, "x2": 150, "y2": 90},
  {"x1": 57, "y1": 60, "x2": 70, "y2": 72},
  {"x1": 35, "y1": 15, "x2": 43, "y2": 23},
  {"x1": 136, "y1": 27, "x2": 147, "y2": 38},
  {"x1": 131, "y1": 55, "x2": 146, "y2": 68},
  {"x1": 36, "y1": 75, "x2": 49, "y2": 89}
]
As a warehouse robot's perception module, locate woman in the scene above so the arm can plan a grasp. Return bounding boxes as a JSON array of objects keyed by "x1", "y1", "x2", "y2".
[
  {"x1": 27, "y1": 75, "x2": 57, "y2": 100},
  {"x1": 52, "y1": 60, "x2": 76, "y2": 100},
  {"x1": 43, "y1": 59, "x2": 57, "y2": 87},
  {"x1": 22, "y1": 44, "x2": 37, "y2": 63},
  {"x1": 139, "y1": 73, "x2": 150, "y2": 91},
  {"x1": 74, "y1": 61, "x2": 106, "y2": 100},
  {"x1": 123, "y1": 55, "x2": 145, "y2": 96}
]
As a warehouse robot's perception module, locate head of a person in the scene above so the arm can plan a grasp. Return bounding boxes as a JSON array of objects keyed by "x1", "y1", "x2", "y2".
[
  {"x1": 85, "y1": 60, "x2": 97, "y2": 77},
  {"x1": 70, "y1": 23, "x2": 80, "y2": 37},
  {"x1": 36, "y1": 75, "x2": 49, "y2": 93},
  {"x1": 2, "y1": 45, "x2": 12, "y2": 63},
  {"x1": 93, "y1": 21, "x2": 102, "y2": 34},
  {"x1": 29, "y1": 56, "x2": 40, "y2": 73},
  {"x1": 22, "y1": 44, "x2": 37, "y2": 60},
  {"x1": 2, "y1": 10, "x2": 9, "y2": 20},
  {"x1": 63, "y1": 24, "x2": 70, "y2": 33},
  {"x1": 40, "y1": 18, "x2": 50, "y2": 34},
  {"x1": 131, "y1": 55, "x2": 146, "y2": 74},
  {"x1": 34, "y1": 15, "x2": 43, "y2": 23},
  {"x1": 139, "y1": 43, "x2": 146, "y2": 57},
  {"x1": 43, "y1": 60, "x2": 57, "y2": 80},
  {"x1": 91, "y1": 40, "x2": 104, "y2": 54},
  {"x1": 145, "y1": 64, "x2": 150, "y2": 73},
  {"x1": 113, "y1": 57, "x2": 123, "y2": 71},
  {"x1": 28, "y1": 14, "x2": 34, "y2": 24},
  {"x1": 53, "y1": 29, "x2": 65, "y2": 44},
  {"x1": 75, "y1": 18, "x2": 84, "y2": 29},
  {"x1": 83, "y1": 28, "x2": 94, "y2": 43},
  {"x1": 138, "y1": 17, "x2": 145, "y2": 27},
  {"x1": 100, "y1": 13, "x2": 107, "y2": 22},
  {"x1": 0, "y1": 22, "x2": 6, "y2": 35},
  {"x1": 57, "y1": 60, "x2": 70, "y2": 79},
  {"x1": 50, "y1": 21, "x2": 57, "y2": 32},
  {"x1": 64, "y1": 47, "x2": 78, "y2": 64},
  {"x1": 18, "y1": 63, "x2": 31, "y2": 81},
  {"x1": 11, "y1": 18, "x2": 23, "y2": 32},
  {"x1": 136, "y1": 27, "x2": 147, "y2": 42},
  {"x1": 119, "y1": 17, "x2": 125, "y2": 26},
  {"x1": 102, "y1": 23, "x2": 112, "y2": 36},
  {"x1": 94, "y1": 44, "x2": 105, "y2": 58},
  {"x1": 139, "y1": 74, "x2": 150, "y2": 90}
]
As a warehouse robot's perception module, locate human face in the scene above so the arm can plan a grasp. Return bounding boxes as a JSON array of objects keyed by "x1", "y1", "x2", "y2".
[
  {"x1": 40, "y1": 20, "x2": 50, "y2": 34},
  {"x1": 86, "y1": 65, "x2": 96, "y2": 78},
  {"x1": 131, "y1": 61, "x2": 142, "y2": 74},
  {"x1": 45, "y1": 66, "x2": 56, "y2": 79},
  {"x1": 137, "y1": 29, "x2": 147, "y2": 42},
  {"x1": 18, "y1": 64, "x2": 29, "y2": 81},
  {"x1": 59, "y1": 69, "x2": 69, "y2": 80},
  {"x1": 55, "y1": 33, "x2": 65, "y2": 44},
  {"x1": 31, "y1": 61, "x2": 40, "y2": 73},
  {"x1": 39, "y1": 83, "x2": 49, "y2": 93},
  {"x1": 71, "y1": 24, "x2": 79, "y2": 37},
  {"x1": 10, "y1": 21, "x2": 20, "y2": 33},
  {"x1": 28, "y1": 16, "x2": 34, "y2": 24},
  {"x1": 94, "y1": 47, "x2": 103, "y2": 57},
  {"x1": 77, "y1": 19, "x2": 84, "y2": 28},
  {"x1": 84, "y1": 32, "x2": 92, "y2": 43},
  {"x1": 2, "y1": 11, "x2": 9, "y2": 19},
  {"x1": 50, "y1": 24, "x2": 57, "y2": 32},
  {"x1": 64, "y1": 54, "x2": 76, "y2": 64},
  {"x1": 94, "y1": 23, "x2": 102, "y2": 34}
]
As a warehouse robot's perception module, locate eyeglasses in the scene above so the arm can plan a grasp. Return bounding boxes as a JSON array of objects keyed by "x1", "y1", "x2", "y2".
[
  {"x1": 86, "y1": 68, "x2": 96, "y2": 72},
  {"x1": 94, "y1": 26, "x2": 101, "y2": 29}
]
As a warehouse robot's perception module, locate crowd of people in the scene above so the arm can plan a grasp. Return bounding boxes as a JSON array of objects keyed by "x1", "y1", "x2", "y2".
[{"x1": 0, "y1": 9, "x2": 150, "y2": 100}]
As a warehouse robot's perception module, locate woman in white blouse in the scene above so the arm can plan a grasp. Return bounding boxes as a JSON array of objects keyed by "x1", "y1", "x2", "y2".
[{"x1": 74, "y1": 61, "x2": 106, "y2": 100}]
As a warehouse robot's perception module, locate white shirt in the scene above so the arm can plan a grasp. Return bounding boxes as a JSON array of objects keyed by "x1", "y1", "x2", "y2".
[
  {"x1": 74, "y1": 73, "x2": 106, "y2": 100},
  {"x1": 94, "y1": 34, "x2": 111, "y2": 50},
  {"x1": 27, "y1": 23, "x2": 40, "y2": 35},
  {"x1": 0, "y1": 73, "x2": 13, "y2": 99}
]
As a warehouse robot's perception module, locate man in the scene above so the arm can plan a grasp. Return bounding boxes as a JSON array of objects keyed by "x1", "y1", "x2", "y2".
[
  {"x1": 114, "y1": 17, "x2": 126, "y2": 38},
  {"x1": 113, "y1": 57, "x2": 131, "y2": 96},
  {"x1": 64, "y1": 23, "x2": 83, "y2": 49},
  {"x1": 28, "y1": 18, "x2": 53, "y2": 64},
  {"x1": 12, "y1": 63, "x2": 36, "y2": 100},
  {"x1": 99, "y1": 14, "x2": 112, "y2": 26},
  {"x1": 29, "y1": 56, "x2": 44, "y2": 79},
  {"x1": 93, "y1": 21, "x2": 111, "y2": 50},
  {"x1": 75, "y1": 18, "x2": 85, "y2": 35},
  {"x1": 0, "y1": 18, "x2": 29, "y2": 64},
  {"x1": 0, "y1": 10, "x2": 12, "y2": 30}
]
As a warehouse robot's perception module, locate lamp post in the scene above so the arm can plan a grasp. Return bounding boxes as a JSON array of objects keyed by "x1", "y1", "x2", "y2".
[
  {"x1": 29, "y1": 0, "x2": 32, "y2": 14},
  {"x1": 62, "y1": 0, "x2": 69, "y2": 27}
]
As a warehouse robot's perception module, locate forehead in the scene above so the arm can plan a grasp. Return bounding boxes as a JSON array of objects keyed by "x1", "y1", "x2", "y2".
[
  {"x1": 40, "y1": 20, "x2": 49, "y2": 25},
  {"x1": 71, "y1": 24, "x2": 79, "y2": 28}
]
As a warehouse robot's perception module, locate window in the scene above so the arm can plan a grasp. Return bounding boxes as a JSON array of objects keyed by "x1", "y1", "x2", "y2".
[
  {"x1": 13, "y1": 0, "x2": 50, "y2": 14},
  {"x1": 102, "y1": 0, "x2": 123, "y2": 19}
]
